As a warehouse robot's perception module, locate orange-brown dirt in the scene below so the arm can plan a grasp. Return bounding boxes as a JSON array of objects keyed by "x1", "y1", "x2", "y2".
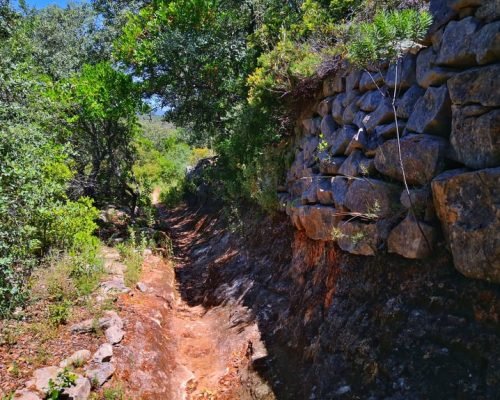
[{"x1": 112, "y1": 205, "x2": 274, "y2": 400}]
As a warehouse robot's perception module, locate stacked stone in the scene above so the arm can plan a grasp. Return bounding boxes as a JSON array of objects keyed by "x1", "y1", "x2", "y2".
[{"x1": 284, "y1": 0, "x2": 499, "y2": 283}]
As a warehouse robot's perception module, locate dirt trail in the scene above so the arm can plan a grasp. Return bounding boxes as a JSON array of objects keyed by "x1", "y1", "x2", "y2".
[{"x1": 113, "y1": 205, "x2": 274, "y2": 400}]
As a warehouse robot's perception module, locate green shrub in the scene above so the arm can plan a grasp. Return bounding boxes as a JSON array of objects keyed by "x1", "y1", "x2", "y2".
[{"x1": 48, "y1": 300, "x2": 72, "y2": 326}]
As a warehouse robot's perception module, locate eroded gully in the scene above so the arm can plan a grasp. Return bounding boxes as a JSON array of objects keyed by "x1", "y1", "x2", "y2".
[{"x1": 111, "y1": 204, "x2": 276, "y2": 400}]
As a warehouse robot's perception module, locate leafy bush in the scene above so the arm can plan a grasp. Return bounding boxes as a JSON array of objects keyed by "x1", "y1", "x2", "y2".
[{"x1": 347, "y1": 9, "x2": 433, "y2": 66}]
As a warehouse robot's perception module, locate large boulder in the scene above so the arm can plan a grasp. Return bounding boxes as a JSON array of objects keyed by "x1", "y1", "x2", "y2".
[
  {"x1": 298, "y1": 205, "x2": 342, "y2": 241},
  {"x1": 450, "y1": 107, "x2": 500, "y2": 168},
  {"x1": 447, "y1": 64, "x2": 500, "y2": 107},
  {"x1": 331, "y1": 93, "x2": 346, "y2": 125},
  {"x1": 436, "y1": 17, "x2": 480, "y2": 67},
  {"x1": 388, "y1": 216, "x2": 436, "y2": 259},
  {"x1": 375, "y1": 134, "x2": 447, "y2": 185},
  {"x1": 416, "y1": 46, "x2": 456, "y2": 88},
  {"x1": 406, "y1": 85, "x2": 452, "y2": 136},
  {"x1": 344, "y1": 178, "x2": 401, "y2": 218},
  {"x1": 431, "y1": 168, "x2": 500, "y2": 282},
  {"x1": 63, "y1": 376, "x2": 91, "y2": 400}
]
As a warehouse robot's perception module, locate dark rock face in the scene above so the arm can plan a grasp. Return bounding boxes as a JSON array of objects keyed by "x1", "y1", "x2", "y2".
[
  {"x1": 385, "y1": 54, "x2": 417, "y2": 90},
  {"x1": 357, "y1": 90, "x2": 385, "y2": 112},
  {"x1": 473, "y1": 21, "x2": 500, "y2": 64},
  {"x1": 337, "y1": 221, "x2": 384, "y2": 256},
  {"x1": 323, "y1": 73, "x2": 345, "y2": 96},
  {"x1": 406, "y1": 85, "x2": 452, "y2": 136},
  {"x1": 297, "y1": 204, "x2": 342, "y2": 241},
  {"x1": 416, "y1": 46, "x2": 456, "y2": 88},
  {"x1": 330, "y1": 125, "x2": 357, "y2": 155},
  {"x1": 364, "y1": 99, "x2": 394, "y2": 133},
  {"x1": 344, "y1": 178, "x2": 401, "y2": 218},
  {"x1": 359, "y1": 71, "x2": 384, "y2": 92},
  {"x1": 320, "y1": 114, "x2": 337, "y2": 137},
  {"x1": 319, "y1": 155, "x2": 345, "y2": 175},
  {"x1": 448, "y1": 64, "x2": 500, "y2": 107},
  {"x1": 450, "y1": 107, "x2": 500, "y2": 168},
  {"x1": 432, "y1": 167, "x2": 500, "y2": 282},
  {"x1": 436, "y1": 17, "x2": 480, "y2": 67},
  {"x1": 396, "y1": 84, "x2": 425, "y2": 119},
  {"x1": 338, "y1": 150, "x2": 363, "y2": 177},
  {"x1": 375, "y1": 134, "x2": 447, "y2": 185},
  {"x1": 388, "y1": 216, "x2": 436, "y2": 259}
]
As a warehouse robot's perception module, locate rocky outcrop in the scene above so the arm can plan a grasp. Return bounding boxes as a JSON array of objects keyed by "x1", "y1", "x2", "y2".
[{"x1": 282, "y1": 5, "x2": 500, "y2": 278}]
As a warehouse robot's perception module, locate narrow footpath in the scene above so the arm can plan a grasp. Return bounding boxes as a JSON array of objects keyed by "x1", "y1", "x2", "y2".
[{"x1": 112, "y1": 203, "x2": 275, "y2": 399}]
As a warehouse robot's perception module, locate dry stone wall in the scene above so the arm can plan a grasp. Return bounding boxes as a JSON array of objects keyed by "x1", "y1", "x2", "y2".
[{"x1": 280, "y1": 0, "x2": 500, "y2": 283}]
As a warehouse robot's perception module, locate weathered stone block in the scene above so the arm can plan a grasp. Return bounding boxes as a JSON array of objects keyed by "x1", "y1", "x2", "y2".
[
  {"x1": 388, "y1": 216, "x2": 436, "y2": 259},
  {"x1": 331, "y1": 176, "x2": 349, "y2": 210},
  {"x1": 432, "y1": 167, "x2": 500, "y2": 282},
  {"x1": 375, "y1": 134, "x2": 447, "y2": 185},
  {"x1": 300, "y1": 135, "x2": 319, "y2": 163},
  {"x1": 416, "y1": 47, "x2": 456, "y2": 88},
  {"x1": 359, "y1": 157, "x2": 376, "y2": 176},
  {"x1": 476, "y1": 0, "x2": 500, "y2": 22},
  {"x1": 375, "y1": 121, "x2": 406, "y2": 139},
  {"x1": 338, "y1": 150, "x2": 363, "y2": 177},
  {"x1": 318, "y1": 97, "x2": 334, "y2": 117},
  {"x1": 344, "y1": 178, "x2": 401, "y2": 218},
  {"x1": 298, "y1": 205, "x2": 342, "y2": 241},
  {"x1": 346, "y1": 69, "x2": 362, "y2": 92},
  {"x1": 342, "y1": 101, "x2": 360, "y2": 125},
  {"x1": 344, "y1": 129, "x2": 369, "y2": 156},
  {"x1": 357, "y1": 90, "x2": 385, "y2": 112},
  {"x1": 319, "y1": 155, "x2": 346, "y2": 175},
  {"x1": 396, "y1": 84, "x2": 425, "y2": 120},
  {"x1": 337, "y1": 221, "x2": 388, "y2": 256},
  {"x1": 331, "y1": 93, "x2": 346, "y2": 124},
  {"x1": 406, "y1": 85, "x2": 451, "y2": 136},
  {"x1": 448, "y1": 64, "x2": 500, "y2": 107},
  {"x1": 400, "y1": 186, "x2": 433, "y2": 219},
  {"x1": 385, "y1": 54, "x2": 417, "y2": 90},
  {"x1": 316, "y1": 178, "x2": 335, "y2": 205},
  {"x1": 323, "y1": 73, "x2": 345, "y2": 97},
  {"x1": 302, "y1": 117, "x2": 321, "y2": 135},
  {"x1": 301, "y1": 177, "x2": 320, "y2": 204},
  {"x1": 436, "y1": 17, "x2": 480, "y2": 67},
  {"x1": 364, "y1": 99, "x2": 394, "y2": 134},
  {"x1": 320, "y1": 114, "x2": 338, "y2": 138},
  {"x1": 359, "y1": 71, "x2": 384, "y2": 92},
  {"x1": 472, "y1": 21, "x2": 500, "y2": 65},
  {"x1": 330, "y1": 126, "x2": 357, "y2": 156},
  {"x1": 450, "y1": 108, "x2": 500, "y2": 168}
]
